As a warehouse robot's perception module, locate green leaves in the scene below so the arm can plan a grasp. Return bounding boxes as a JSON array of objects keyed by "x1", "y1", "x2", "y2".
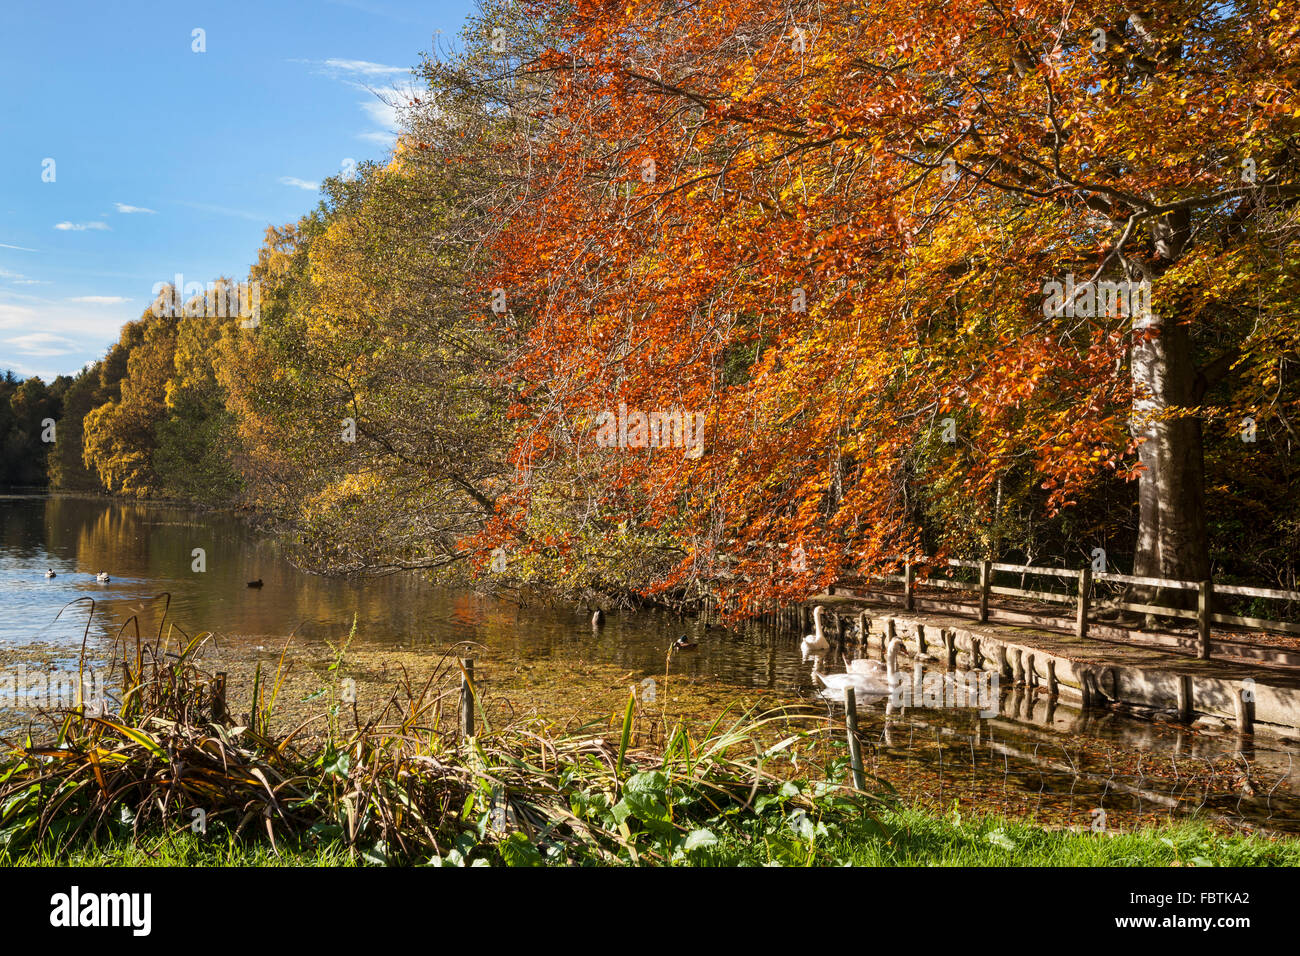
[
  {"x1": 499, "y1": 832, "x2": 543, "y2": 867},
  {"x1": 612, "y1": 770, "x2": 674, "y2": 834}
]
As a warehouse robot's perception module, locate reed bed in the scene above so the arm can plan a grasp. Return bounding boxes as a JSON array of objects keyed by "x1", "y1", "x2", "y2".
[{"x1": 0, "y1": 613, "x2": 882, "y2": 865}]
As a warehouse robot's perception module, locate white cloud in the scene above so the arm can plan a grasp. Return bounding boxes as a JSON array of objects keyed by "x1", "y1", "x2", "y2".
[
  {"x1": 13, "y1": 279, "x2": 49, "y2": 285},
  {"x1": 114, "y1": 202, "x2": 156, "y2": 214},
  {"x1": 279, "y1": 176, "x2": 320, "y2": 191},
  {"x1": 0, "y1": 242, "x2": 38, "y2": 252},
  {"x1": 55, "y1": 221, "x2": 110, "y2": 231},
  {"x1": 0, "y1": 293, "x2": 136, "y2": 377},
  {"x1": 3, "y1": 332, "x2": 79, "y2": 357},
  {"x1": 68, "y1": 295, "x2": 131, "y2": 304},
  {"x1": 297, "y1": 57, "x2": 416, "y2": 154},
  {"x1": 300, "y1": 58, "x2": 410, "y2": 77}
]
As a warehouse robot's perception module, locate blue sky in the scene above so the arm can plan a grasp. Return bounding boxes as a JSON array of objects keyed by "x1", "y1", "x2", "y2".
[{"x1": 0, "y1": 0, "x2": 475, "y2": 380}]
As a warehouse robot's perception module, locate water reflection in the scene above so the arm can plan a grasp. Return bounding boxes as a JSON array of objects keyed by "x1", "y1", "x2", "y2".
[{"x1": 3, "y1": 492, "x2": 1298, "y2": 833}]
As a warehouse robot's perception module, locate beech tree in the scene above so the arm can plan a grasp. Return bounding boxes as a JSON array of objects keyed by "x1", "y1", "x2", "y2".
[{"x1": 484, "y1": 0, "x2": 1300, "y2": 610}]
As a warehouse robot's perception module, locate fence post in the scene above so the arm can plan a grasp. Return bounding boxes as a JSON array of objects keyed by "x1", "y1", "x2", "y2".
[
  {"x1": 1197, "y1": 581, "x2": 1213, "y2": 660},
  {"x1": 904, "y1": 559, "x2": 915, "y2": 611},
  {"x1": 978, "y1": 560, "x2": 991, "y2": 623},
  {"x1": 1076, "y1": 565, "x2": 1092, "y2": 639},
  {"x1": 460, "y1": 657, "x2": 475, "y2": 739},
  {"x1": 844, "y1": 688, "x2": 866, "y2": 790}
]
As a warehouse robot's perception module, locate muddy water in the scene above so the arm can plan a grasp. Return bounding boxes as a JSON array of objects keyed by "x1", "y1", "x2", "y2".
[{"x1": 3, "y1": 492, "x2": 1298, "y2": 834}]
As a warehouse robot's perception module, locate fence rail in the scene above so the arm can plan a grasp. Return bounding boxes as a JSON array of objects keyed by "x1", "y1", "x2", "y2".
[{"x1": 843, "y1": 557, "x2": 1300, "y2": 657}]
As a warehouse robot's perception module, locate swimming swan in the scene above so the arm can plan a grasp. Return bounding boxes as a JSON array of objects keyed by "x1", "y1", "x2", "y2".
[
  {"x1": 801, "y1": 606, "x2": 830, "y2": 657},
  {"x1": 813, "y1": 638, "x2": 905, "y2": 697}
]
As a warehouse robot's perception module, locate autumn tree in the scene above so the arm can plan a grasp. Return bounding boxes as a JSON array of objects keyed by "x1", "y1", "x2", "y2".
[{"x1": 483, "y1": 0, "x2": 1300, "y2": 612}]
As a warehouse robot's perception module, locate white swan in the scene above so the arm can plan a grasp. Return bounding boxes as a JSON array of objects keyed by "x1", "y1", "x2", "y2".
[
  {"x1": 801, "y1": 606, "x2": 830, "y2": 658},
  {"x1": 813, "y1": 638, "x2": 905, "y2": 698},
  {"x1": 848, "y1": 656, "x2": 886, "y2": 677},
  {"x1": 96, "y1": 571, "x2": 110, "y2": 583}
]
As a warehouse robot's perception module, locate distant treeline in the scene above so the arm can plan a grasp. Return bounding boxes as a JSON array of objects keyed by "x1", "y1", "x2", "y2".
[{"x1": 0, "y1": 371, "x2": 67, "y2": 486}]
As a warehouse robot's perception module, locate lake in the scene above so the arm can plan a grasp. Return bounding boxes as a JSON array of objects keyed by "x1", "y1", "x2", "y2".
[{"x1": 3, "y1": 491, "x2": 1299, "y2": 834}]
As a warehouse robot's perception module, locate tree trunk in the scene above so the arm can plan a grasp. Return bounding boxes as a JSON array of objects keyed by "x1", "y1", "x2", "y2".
[{"x1": 1130, "y1": 311, "x2": 1210, "y2": 609}]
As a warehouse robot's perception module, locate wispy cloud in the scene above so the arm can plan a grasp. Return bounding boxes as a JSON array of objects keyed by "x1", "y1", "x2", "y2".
[
  {"x1": 279, "y1": 176, "x2": 320, "y2": 191},
  {"x1": 0, "y1": 294, "x2": 137, "y2": 374},
  {"x1": 114, "y1": 202, "x2": 156, "y2": 214},
  {"x1": 3, "y1": 332, "x2": 80, "y2": 358},
  {"x1": 297, "y1": 57, "x2": 415, "y2": 152},
  {"x1": 68, "y1": 295, "x2": 131, "y2": 304},
  {"x1": 297, "y1": 57, "x2": 411, "y2": 78},
  {"x1": 0, "y1": 242, "x2": 38, "y2": 252},
  {"x1": 55, "y1": 221, "x2": 111, "y2": 232}
]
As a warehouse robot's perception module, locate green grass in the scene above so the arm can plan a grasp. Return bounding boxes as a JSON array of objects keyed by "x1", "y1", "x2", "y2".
[
  {"x1": 4, "y1": 836, "x2": 356, "y2": 867},
  {"x1": 711, "y1": 808, "x2": 1300, "y2": 867},
  {"x1": 5, "y1": 807, "x2": 1296, "y2": 867}
]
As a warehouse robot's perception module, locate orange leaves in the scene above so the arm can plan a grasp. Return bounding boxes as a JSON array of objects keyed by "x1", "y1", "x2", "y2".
[{"x1": 472, "y1": 0, "x2": 1300, "y2": 611}]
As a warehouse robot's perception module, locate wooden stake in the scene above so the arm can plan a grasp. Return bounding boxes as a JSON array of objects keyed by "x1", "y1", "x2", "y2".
[
  {"x1": 460, "y1": 658, "x2": 475, "y2": 739},
  {"x1": 844, "y1": 688, "x2": 866, "y2": 791}
]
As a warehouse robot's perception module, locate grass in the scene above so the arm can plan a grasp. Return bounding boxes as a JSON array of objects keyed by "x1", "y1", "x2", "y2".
[{"x1": 6, "y1": 809, "x2": 1295, "y2": 867}]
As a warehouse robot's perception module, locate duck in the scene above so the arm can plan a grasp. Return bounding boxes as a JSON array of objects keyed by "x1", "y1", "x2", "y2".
[
  {"x1": 591, "y1": 609, "x2": 605, "y2": 627},
  {"x1": 95, "y1": 571, "x2": 110, "y2": 583},
  {"x1": 800, "y1": 605, "x2": 830, "y2": 658},
  {"x1": 672, "y1": 634, "x2": 698, "y2": 651},
  {"x1": 44, "y1": 569, "x2": 56, "y2": 578},
  {"x1": 247, "y1": 579, "x2": 264, "y2": 588},
  {"x1": 812, "y1": 637, "x2": 905, "y2": 698}
]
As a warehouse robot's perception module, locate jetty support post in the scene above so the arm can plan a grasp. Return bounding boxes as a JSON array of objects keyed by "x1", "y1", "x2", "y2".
[
  {"x1": 1235, "y1": 685, "x2": 1255, "y2": 735},
  {"x1": 1176, "y1": 674, "x2": 1192, "y2": 723},
  {"x1": 904, "y1": 559, "x2": 915, "y2": 611}
]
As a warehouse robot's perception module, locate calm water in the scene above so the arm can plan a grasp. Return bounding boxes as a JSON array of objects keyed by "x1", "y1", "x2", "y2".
[
  {"x1": 3, "y1": 492, "x2": 1299, "y2": 833},
  {"x1": 0, "y1": 493, "x2": 807, "y2": 687}
]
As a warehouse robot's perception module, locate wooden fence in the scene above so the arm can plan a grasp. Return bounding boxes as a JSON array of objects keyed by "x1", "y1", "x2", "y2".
[{"x1": 845, "y1": 558, "x2": 1300, "y2": 659}]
